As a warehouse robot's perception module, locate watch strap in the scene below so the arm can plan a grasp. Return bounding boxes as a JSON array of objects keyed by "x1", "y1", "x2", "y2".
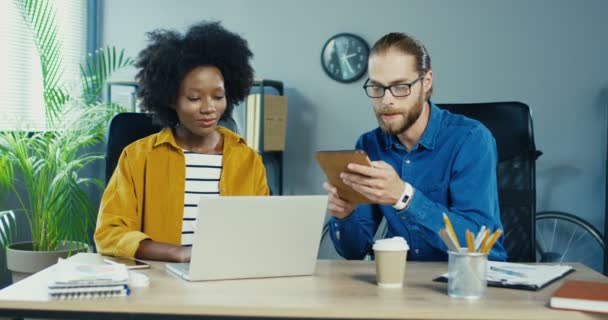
[{"x1": 392, "y1": 182, "x2": 414, "y2": 211}]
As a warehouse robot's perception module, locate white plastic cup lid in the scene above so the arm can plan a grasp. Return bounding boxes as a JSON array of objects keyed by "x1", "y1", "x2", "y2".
[{"x1": 373, "y1": 236, "x2": 409, "y2": 251}]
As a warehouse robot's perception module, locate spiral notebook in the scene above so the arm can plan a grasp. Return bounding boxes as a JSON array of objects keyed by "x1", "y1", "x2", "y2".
[{"x1": 48, "y1": 260, "x2": 131, "y2": 299}]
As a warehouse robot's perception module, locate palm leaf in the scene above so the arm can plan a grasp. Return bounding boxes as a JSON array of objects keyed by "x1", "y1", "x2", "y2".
[
  {"x1": 16, "y1": 0, "x2": 67, "y2": 126},
  {"x1": 82, "y1": 46, "x2": 135, "y2": 105},
  {"x1": 2, "y1": 0, "x2": 133, "y2": 251},
  {"x1": 0, "y1": 155, "x2": 15, "y2": 205},
  {"x1": 0, "y1": 211, "x2": 17, "y2": 248}
]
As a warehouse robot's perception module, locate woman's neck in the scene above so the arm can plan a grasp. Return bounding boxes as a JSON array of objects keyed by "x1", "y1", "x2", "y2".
[{"x1": 174, "y1": 126, "x2": 223, "y2": 154}]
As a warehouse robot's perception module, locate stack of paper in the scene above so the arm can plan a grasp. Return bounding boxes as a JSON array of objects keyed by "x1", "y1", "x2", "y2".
[
  {"x1": 485, "y1": 261, "x2": 574, "y2": 290},
  {"x1": 48, "y1": 260, "x2": 130, "y2": 299}
]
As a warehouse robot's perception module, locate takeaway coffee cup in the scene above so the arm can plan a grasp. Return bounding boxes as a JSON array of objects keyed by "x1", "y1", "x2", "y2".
[{"x1": 373, "y1": 237, "x2": 409, "y2": 288}]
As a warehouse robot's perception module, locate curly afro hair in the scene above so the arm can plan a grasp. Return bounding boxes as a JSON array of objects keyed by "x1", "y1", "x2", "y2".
[{"x1": 135, "y1": 21, "x2": 254, "y2": 127}]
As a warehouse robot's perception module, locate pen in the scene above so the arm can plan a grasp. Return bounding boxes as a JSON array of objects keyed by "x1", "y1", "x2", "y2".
[
  {"x1": 474, "y1": 226, "x2": 486, "y2": 247},
  {"x1": 474, "y1": 229, "x2": 488, "y2": 252},
  {"x1": 490, "y1": 266, "x2": 527, "y2": 278}
]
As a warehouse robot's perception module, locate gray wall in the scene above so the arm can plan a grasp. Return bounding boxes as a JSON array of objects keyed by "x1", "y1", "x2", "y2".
[{"x1": 101, "y1": 0, "x2": 608, "y2": 258}]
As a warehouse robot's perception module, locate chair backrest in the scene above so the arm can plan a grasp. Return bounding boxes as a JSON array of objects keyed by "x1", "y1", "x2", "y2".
[
  {"x1": 105, "y1": 113, "x2": 240, "y2": 184},
  {"x1": 105, "y1": 113, "x2": 162, "y2": 184},
  {"x1": 438, "y1": 101, "x2": 539, "y2": 262}
]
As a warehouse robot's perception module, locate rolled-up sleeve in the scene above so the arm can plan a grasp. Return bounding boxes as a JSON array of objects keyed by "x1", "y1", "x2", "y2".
[{"x1": 94, "y1": 149, "x2": 150, "y2": 258}]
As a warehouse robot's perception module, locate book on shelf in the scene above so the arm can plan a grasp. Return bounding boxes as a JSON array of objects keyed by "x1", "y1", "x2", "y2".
[
  {"x1": 243, "y1": 93, "x2": 287, "y2": 152},
  {"x1": 48, "y1": 259, "x2": 131, "y2": 300},
  {"x1": 550, "y1": 280, "x2": 608, "y2": 314},
  {"x1": 245, "y1": 94, "x2": 260, "y2": 151}
]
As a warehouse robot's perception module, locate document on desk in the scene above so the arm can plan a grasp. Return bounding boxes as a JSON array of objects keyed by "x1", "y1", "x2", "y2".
[{"x1": 434, "y1": 261, "x2": 575, "y2": 291}]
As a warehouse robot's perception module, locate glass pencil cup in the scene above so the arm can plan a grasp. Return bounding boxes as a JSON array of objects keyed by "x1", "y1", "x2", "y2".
[{"x1": 447, "y1": 249, "x2": 488, "y2": 299}]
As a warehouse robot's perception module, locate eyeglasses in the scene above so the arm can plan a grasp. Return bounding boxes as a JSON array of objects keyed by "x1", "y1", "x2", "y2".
[{"x1": 363, "y1": 74, "x2": 424, "y2": 98}]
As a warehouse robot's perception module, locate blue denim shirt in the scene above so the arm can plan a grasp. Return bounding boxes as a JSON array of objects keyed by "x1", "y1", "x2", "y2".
[{"x1": 329, "y1": 102, "x2": 507, "y2": 261}]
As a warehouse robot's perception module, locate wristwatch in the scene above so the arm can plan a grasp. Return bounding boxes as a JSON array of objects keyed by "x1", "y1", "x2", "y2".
[{"x1": 392, "y1": 182, "x2": 414, "y2": 211}]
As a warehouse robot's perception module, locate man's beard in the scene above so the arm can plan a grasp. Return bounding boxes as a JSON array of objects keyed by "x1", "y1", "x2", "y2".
[{"x1": 376, "y1": 93, "x2": 424, "y2": 135}]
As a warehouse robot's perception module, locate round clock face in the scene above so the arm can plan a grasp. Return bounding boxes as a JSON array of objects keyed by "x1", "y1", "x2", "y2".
[{"x1": 321, "y1": 33, "x2": 369, "y2": 83}]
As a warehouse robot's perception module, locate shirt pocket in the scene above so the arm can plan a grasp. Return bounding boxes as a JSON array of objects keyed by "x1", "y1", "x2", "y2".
[{"x1": 416, "y1": 179, "x2": 448, "y2": 204}]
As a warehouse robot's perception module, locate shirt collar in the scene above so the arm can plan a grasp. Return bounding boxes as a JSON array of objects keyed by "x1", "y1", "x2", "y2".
[
  {"x1": 153, "y1": 126, "x2": 246, "y2": 150},
  {"x1": 381, "y1": 101, "x2": 443, "y2": 151},
  {"x1": 418, "y1": 101, "x2": 442, "y2": 150}
]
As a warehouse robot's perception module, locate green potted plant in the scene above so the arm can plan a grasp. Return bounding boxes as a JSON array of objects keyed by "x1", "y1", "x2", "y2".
[{"x1": 0, "y1": 0, "x2": 133, "y2": 281}]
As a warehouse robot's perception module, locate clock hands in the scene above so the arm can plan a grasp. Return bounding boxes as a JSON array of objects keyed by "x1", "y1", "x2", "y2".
[{"x1": 340, "y1": 51, "x2": 359, "y2": 74}]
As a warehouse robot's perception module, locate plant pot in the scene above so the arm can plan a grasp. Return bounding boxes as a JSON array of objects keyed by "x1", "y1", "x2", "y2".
[{"x1": 6, "y1": 241, "x2": 91, "y2": 283}]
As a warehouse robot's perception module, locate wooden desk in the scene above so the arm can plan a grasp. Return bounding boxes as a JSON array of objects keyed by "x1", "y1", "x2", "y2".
[{"x1": 0, "y1": 253, "x2": 606, "y2": 320}]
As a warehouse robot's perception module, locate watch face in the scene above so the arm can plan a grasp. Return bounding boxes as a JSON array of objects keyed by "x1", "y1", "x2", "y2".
[{"x1": 321, "y1": 33, "x2": 369, "y2": 83}]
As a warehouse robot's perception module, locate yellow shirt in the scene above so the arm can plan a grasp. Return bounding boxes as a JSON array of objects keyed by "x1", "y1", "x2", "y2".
[{"x1": 94, "y1": 127, "x2": 269, "y2": 257}]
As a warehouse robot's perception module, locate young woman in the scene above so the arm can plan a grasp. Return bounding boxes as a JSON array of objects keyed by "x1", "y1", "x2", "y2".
[{"x1": 95, "y1": 21, "x2": 269, "y2": 262}]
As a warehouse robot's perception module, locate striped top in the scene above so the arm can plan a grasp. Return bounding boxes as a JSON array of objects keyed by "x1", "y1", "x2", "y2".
[{"x1": 182, "y1": 151, "x2": 223, "y2": 246}]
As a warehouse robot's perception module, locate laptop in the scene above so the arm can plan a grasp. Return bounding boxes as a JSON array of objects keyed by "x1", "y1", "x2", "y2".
[{"x1": 166, "y1": 195, "x2": 328, "y2": 281}]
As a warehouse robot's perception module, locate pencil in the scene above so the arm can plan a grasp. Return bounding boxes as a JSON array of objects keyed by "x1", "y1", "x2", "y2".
[
  {"x1": 466, "y1": 230, "x2": 474, "y2": 253},
  {"x1": 439, "y1": 229, "x2": 458, "y2": 252},
  {"x1": 439, "y1": 228, "x2": 459, "y2": 252},
  {"x1": 442, "y1": 213, "x2": 461, "y2": 248},
  {"x1": 481, "y1": 229, "x2": 502, "y2": 254}
]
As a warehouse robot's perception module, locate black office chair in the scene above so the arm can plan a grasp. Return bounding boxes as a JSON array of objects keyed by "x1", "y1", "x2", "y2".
[
  {"x1": 105, "y1": 113, "x2": 163, "y2": 184},
  {"x1": 319, "y1": 102, "x2": 540, "y2": 262},
  {"x1": 438, "y1": 101, "x2": 541, "y2": 262},
  {"x1": 104, "y1": 112, "x2": 251, "y2": 184}
]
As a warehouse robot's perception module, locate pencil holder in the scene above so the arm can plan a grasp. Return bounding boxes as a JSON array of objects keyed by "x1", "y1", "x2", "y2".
[{"x1": 447, "y1": 249, "x2": 488, "y2": 299}]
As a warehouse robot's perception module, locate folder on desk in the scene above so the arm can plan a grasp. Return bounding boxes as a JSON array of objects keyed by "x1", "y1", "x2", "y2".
[{"x1": 434, "y1": 261, "x2": 575, "y2": 291}]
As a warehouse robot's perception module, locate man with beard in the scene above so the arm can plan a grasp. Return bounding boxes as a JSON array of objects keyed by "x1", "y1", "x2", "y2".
[{"x1": 324, "y1": 33, "x2": 507, "y2": 261}]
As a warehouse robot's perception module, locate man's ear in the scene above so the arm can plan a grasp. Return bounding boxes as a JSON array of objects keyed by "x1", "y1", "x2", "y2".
[{"x1": 423, "y1": 70, "x2": 433, "y2": 92}]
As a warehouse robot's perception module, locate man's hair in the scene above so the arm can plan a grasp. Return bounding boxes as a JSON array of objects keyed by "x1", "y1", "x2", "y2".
[
  {"x1": 135, "y1": 21, "x2": 253, "y2": 127},
  {"x1": 370, "y1": 32, "x2": 432, "y2": 100}
]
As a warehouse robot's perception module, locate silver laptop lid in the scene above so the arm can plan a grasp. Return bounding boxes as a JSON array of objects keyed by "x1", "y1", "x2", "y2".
[{"x1": 188, "y1": 195, "x2": 328, "y2": 281}]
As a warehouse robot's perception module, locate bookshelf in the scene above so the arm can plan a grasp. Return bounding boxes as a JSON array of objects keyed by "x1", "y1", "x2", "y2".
[{"x1": 245, "y1": 79, "x2": 286, "y2": 195}]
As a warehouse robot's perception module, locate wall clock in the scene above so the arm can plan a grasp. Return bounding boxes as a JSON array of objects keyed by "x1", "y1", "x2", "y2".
[{"x1": 321, "y1": 33, "x2": 369, "y2": 83}]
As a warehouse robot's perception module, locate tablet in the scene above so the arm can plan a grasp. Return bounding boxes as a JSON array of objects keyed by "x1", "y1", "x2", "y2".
[
  {"x1": 104, "y1": 256, "x2": 150, "y2": 270},
  {"x1": 315, "y1": 150, "x2": 373, "y2": 204}
]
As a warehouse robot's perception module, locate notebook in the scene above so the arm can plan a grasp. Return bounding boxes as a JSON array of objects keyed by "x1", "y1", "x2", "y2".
[
  {"x1": 48, "y1": 260, "x2": 130, "y2": 299},
  {"x1": 434, "y1": 261, "x2": 575, "y2": 291},
  {"x1": 550, "y1": 280, "x2": 608, "y2": 313},
  {"x1": 166, "y1": 195, "x2": 328, "y2": 281}
]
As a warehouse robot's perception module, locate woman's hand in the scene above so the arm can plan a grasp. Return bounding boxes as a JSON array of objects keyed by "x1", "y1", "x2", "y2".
[{"x1": 135, "y1": 239, "x2": 192, "y2": 262}]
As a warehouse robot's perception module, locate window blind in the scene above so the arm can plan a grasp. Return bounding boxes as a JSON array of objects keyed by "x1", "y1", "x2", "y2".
[{"x1": 0, "y1": 0, "x2": 87, "y2": 130}]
